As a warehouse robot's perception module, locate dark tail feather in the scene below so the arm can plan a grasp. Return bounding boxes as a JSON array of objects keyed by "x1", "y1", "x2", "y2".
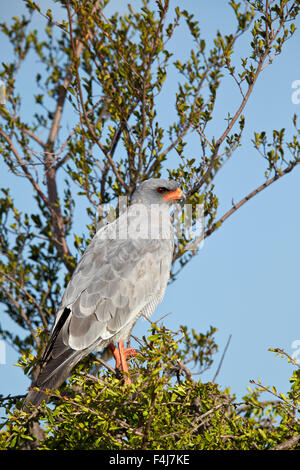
[{"x1": 22, "y1": 348, "x2": 84, "y2": 411}]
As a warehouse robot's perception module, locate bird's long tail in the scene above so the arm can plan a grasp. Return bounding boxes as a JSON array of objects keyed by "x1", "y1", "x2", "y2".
[{"x1": 22, "y1": 348, "x2": 84, "y2": 411}]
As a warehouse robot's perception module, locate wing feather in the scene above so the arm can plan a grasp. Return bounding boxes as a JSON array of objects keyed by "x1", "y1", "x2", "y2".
[{"x1": 56, "y1": 211, "x2": 173, "y2": 352}]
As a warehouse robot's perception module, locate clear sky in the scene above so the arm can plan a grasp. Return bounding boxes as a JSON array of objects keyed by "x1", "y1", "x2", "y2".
[{"x1": 0, "y1": 0, "x2": 299, "y2": 412}]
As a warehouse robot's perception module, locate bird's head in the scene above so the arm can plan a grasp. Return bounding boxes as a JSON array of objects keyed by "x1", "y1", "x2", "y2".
[{"x1": 131, "y1": 178, "x2": 184, "y2": 206}]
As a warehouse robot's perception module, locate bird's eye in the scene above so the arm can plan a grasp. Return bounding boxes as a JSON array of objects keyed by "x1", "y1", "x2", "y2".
[{"x1": 157, "y1": 187, "x2": 167, "y2": 194}]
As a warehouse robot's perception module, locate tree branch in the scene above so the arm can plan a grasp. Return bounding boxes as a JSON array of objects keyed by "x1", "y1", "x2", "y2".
[
  {"x1": 66, "y1": 0, "x2": 129, "y2": 192},
  {"x1": 0, "y1": 128, "x2": 48, "y2": 206},
  {"x1": 205, "y1": 160, "x2": 300, "y2": 238},
  {"x1": 187, "y1": 3, "x2": 295, "y2": 199},
  {"x1": 0, "y1": 270, "x2": 48, "y2": 329},
  {"x1": 271, "y1": 434, "x2": 300, "y2": 451},
  {"x1": 212, "y1": 334, "x2": 232, "y2": 383},
  {"x1": 42, "y1": 0, "x2": 103, "y2": 272}
]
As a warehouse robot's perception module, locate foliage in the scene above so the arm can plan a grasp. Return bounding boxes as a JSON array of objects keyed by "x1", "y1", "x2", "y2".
[
  {"x1": 0, "y1": 0, "x2": 299, "y2": 450},
  {"x1": 0, "y1": 325, "x2": 299, "y2": 450}
]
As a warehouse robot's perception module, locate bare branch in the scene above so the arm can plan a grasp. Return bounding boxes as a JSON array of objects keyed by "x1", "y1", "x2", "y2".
[
  {"x1": 271, "y1": 434, "x2": 300, "y2": 451},
  {"x1": 212, "y1": 334, "x2": 232, "y2": 384},
  {"x1": 21, "y1": 127, "x2": 46, "y2": 149},
  {"x1": 205, "y1": 159, "x2": 300, "y2": 239},
  {"x1": 66, "y1": 0, "x2": 128, "y2": 191}
]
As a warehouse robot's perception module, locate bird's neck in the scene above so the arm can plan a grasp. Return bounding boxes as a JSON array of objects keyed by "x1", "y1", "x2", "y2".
[{"x1": 124, "y1": 202, "x2": 172, "y2": 240}]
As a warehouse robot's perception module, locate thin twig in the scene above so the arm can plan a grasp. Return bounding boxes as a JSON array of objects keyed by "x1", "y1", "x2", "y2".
[
  {"x1": 212, "y1": 334, "x2": 232, "y2": 383},
  {"x1": 66, "y1": 0, "x2": 128, "y2": 191},
  {"x1": 249, "y1": 379, "x2": 300, "y2": 413},
  {"x1": 0, "y1": 128, "x2": 48, "y2": 206},
  {"x1": 205, "y1": 159, "x2": 300, "y2": 238},
  {"x1": 0, "y1": 270, "x2": 48, "y2": 329}
]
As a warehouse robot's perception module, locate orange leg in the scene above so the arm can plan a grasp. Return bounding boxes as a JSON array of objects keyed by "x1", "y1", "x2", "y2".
[{"x1": 109, "y1": 342, "x2": 138, "y2": 383}]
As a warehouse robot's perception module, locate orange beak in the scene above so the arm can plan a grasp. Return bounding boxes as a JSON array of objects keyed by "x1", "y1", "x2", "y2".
[{"x1": 163, "y1": 187, "x2": 183, "y2": 201}]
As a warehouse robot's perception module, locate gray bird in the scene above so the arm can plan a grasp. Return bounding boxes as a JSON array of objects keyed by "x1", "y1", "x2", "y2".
[{"x1": 22, "y1": 178, "x2": 183, "y2": 410}]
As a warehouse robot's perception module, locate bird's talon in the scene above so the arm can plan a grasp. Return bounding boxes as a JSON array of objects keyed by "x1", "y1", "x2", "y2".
[{"x1": 109, "y1": 342, "x2": 139, "y2": 380}]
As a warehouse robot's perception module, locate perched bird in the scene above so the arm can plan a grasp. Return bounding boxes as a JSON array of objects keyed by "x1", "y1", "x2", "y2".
[{"x1": 22, "y1": 178, "x2": 183, "y2": 410}]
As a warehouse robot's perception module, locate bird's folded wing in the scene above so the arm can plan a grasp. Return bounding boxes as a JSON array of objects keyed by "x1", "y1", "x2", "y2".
[{"x1": 54, "y1": 232, "x2": 173, "y2": 351}]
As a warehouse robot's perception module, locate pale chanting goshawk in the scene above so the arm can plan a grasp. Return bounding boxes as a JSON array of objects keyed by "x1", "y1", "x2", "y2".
[{"x1": 23, "y1": 178, "x2": 183, "y2": 409}]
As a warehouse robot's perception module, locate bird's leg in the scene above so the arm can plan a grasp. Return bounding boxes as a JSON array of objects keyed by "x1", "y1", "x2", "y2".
[
  {"x1": 109, "y1": 343, "x2": 121, "y2": 368},
  {"x1": 109, "y1": 342, "x2": 138, "y2": 384}
]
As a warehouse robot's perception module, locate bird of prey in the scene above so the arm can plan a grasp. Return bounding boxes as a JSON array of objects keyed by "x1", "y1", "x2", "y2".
[{"x1": 22, "y1": 178, "x2": 183, "y2": 410}]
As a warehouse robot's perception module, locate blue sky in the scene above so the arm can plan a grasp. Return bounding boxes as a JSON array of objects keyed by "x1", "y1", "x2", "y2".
[{"x1": 1, "y1": 0, "x2": 299, "y2": 411}]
